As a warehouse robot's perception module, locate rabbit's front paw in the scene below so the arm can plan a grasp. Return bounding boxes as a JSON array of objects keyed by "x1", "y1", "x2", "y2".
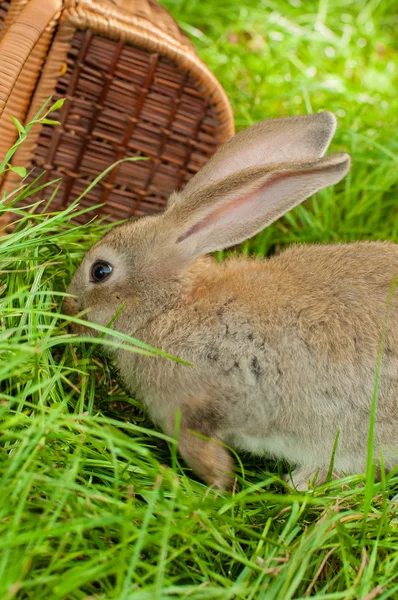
[
  {"x1": 181, "y1": 435, "x2": 235, "y2": 490},
  {"x1": 174, "y1": 418, "x2": 234, "y2": 489}
]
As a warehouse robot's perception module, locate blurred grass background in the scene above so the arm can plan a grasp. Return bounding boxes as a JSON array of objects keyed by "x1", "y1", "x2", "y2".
[{"x1": 0, "y1": 1, "x2": 398, "y2": 599}]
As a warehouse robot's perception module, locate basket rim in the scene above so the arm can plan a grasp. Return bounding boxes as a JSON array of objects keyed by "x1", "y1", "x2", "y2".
[{"x1": 67, "y1": 0, "x2": 196, "y2": 50}]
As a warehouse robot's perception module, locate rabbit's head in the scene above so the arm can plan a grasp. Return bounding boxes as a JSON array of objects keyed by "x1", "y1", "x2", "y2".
[{"x1": 64, "y1": 112, "x2": 350, "y2": 336}]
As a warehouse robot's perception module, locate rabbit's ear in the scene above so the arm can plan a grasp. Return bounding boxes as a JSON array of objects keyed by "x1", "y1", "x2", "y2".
[
  {"x1": 178, "y1": 112, "x2": 337, "y2": 201},
  {"x1": 166, "y1": 153, "x2": 350, "y2": 258}
]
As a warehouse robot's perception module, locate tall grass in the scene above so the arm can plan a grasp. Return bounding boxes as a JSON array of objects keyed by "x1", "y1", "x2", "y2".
[{"x1": 0, "y1": 0, "x2": 398, "y2": 598}]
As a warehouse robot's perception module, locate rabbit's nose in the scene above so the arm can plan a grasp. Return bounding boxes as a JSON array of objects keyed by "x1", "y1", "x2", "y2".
[{"x1": 63, "y1": 296, "x2": 79, "y2": 316}]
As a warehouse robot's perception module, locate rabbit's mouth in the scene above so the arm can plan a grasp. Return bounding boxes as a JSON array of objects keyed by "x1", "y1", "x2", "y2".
[
  {"x1": 63, "y1": 296, "x2": 94, "y2": 336},
  {"x1": 63, "y1": 295, "x2": 79, "y2": 317}
]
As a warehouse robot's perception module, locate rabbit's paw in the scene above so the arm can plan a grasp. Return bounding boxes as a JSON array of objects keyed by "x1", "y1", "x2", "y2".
[
  {"x1": 178, "y1": 427, "x2": 234, "y2": 490},
  {"x1": 197, "y1": 441, "x2": 235, "y2": 490}
]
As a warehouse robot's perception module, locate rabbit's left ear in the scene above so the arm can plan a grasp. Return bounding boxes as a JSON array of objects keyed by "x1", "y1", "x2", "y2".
[
  {"x1": 168, "y1": 112, "x2": 337, "y2": 208},
  {"x1": 165, "y1": 153, "x2": 350, "y2": 258}
]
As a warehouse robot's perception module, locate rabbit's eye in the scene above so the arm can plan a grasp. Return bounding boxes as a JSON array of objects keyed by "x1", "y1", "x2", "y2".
[{"x1": 90, "y1": 261, "x2": 113, "y2": 283}]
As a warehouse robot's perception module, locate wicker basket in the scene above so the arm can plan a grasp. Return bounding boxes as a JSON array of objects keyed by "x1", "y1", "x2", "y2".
[
  {"x1": 0, "y1": 0, "x2": 234, "y2": 224},
  {"x1": 0, "y1": 0, "x2": 10, "y2": 31}
]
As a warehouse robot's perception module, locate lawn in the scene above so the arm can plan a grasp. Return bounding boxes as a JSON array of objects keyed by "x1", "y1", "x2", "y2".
[{"x1": 1, "y1": 0, "x2": 398, "y2": 598}]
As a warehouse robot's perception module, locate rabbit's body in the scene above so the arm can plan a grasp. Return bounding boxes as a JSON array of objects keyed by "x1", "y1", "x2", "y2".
[
  {"x1": 116, "y1": 242, "x2": 398, "y2": 488},
  {"x1": 65, "y1": 112, "x2": 398, "y2": 489}
]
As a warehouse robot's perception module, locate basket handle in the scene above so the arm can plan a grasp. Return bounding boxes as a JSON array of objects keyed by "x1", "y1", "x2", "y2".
[{"x1": 0, "y1": 0, "x2": 62, "y2": 119}]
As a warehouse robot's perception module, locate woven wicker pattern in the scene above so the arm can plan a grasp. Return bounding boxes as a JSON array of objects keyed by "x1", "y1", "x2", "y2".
[
  {"x1": 0, "y1": 0, "x2": 234, "y2": 224},
  {"x1": 25, "y1": 30, "x2": 223, "y2": 222},
  {"x1": 0, "y1": 1, "x2": 10, "y2": 34}
]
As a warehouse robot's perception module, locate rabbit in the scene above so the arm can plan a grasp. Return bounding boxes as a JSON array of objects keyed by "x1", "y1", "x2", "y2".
[{"x1": 64, "y1": 111, "x2": 398, "y2": 492}]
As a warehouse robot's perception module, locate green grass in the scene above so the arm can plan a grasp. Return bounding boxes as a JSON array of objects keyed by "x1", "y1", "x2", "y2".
[{"x1": 1, "y1": 0, "x2": 398, "y2": 598}]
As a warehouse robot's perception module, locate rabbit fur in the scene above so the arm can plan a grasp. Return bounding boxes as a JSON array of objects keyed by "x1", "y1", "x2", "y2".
[{"x1": 64, "y1": 112, "x2": 398, "y2": 491}]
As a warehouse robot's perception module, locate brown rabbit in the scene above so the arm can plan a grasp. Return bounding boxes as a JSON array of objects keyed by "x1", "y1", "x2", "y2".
[{"x1": 64, "y1": 112, "x2": 398, "y2": 491}]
